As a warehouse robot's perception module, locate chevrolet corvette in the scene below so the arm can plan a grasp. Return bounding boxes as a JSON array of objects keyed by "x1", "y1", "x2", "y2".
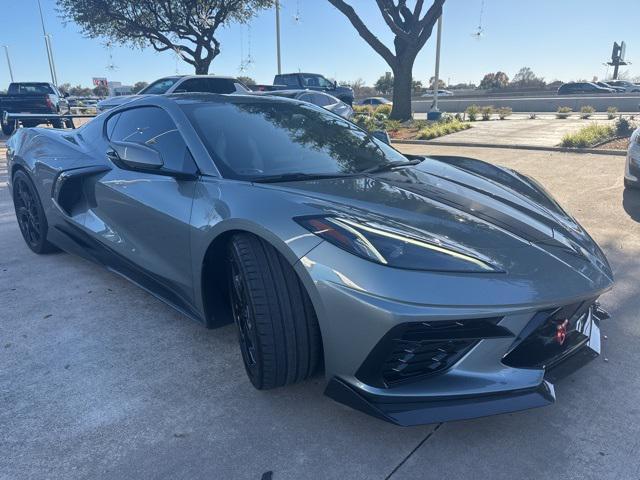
[{"x1": 7, "y1": 93, "x2": 613, "y2": 425}]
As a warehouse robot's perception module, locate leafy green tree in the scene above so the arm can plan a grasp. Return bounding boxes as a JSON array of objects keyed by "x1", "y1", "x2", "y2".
[
  {"x1": 57, "y1": 0, "x2": 274, "y2": 74},
  {"x1": 69, "y1": 85, "x2": 94, "y2": 96},
  {"x1": 132, "y1": 81, "x2": 149, "y2": 93},
  {"x1": 237, "y1": 76, "x2": 256, "y2": 86},
  {"x1": 375, "y1": 72, "x2": 394, "y2": 95},
  {"x1": 93, "y1": 84, "x2": 109, "y2": 97},
  {"x1": 479, "y1": 71, "x2": 509, "y2": 89},
  {"x1": 511, "y1": 67, "x2": 546, "y2": 88},
  {"x1": 327, "y1": 0, "x2": 445, "y2": 120}
]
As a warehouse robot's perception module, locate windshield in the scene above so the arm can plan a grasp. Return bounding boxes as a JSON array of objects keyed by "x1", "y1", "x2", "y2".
[
  {"x1": 182, "y1": 99, "x2": 407, "y2": 181},
  {"x1": 300, "y1": 74, "x2": 334, "y2": 89},
  {"x1": 139, "y1": 77, "x2": 181, "y2": 95}
]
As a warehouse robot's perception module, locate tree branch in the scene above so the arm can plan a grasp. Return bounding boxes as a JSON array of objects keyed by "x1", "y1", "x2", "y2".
[{"x1": 327, "y1": 0, "x2": 397, "y2": 68}]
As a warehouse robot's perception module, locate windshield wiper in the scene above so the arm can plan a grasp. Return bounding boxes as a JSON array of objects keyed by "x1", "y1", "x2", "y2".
[
  {"x1": 252, "y1": 172, "x2": 354, "y2": 183},
  {"x1": 360, "y1": 159, "x2": 423, "y2": 175}
]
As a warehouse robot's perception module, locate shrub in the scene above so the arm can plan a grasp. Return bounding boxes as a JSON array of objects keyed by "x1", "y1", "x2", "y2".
[
  {"x1": 375, "y1": 104, "x2": 392, "y2": 116},
  {"x1": 440, "y1": 112, "x2": 455, "y2": 123},
  {"x1": 481, "y1": 106, "x2": 494, "y2": 121},
  {"x1": 560, "y1": 123, "x2": 615, "y2": 148},
  {"x1": 607, "y1": 106, "x2": 618, "y2": 120},
  {"x1": 383, "y1": 119, "x2": 401, "y2": 132},
  {"x1": 529, "y1": 112, "x2": 537, "y2": 119},
  {"x1": 466, "y1": 104, "x2": 480, "y2": 121},
  {"x1": 353, "y1": 105, "x2": 373, "y2": 115},
  {"x1": 615, "y1": 116, "x2": 636, "y2": 137},
  {"x1": 556, "y1": 106, "x2": 572, "y2": 119},
  {"x1": 580, "y1": 105, "x2": 595, "y2": 119},
  {"x1": 417, "y1": 119, "x2": 471, "y2": 140},
  {"x1": 497, "y1": 106, "x2": 512, "y2": 120},
  {"x1": 353, "y1": 113, "x2": 377, "y2": 131},
  {"x1": 454, "y1": 112, "x2": 464, "y2": 122}
]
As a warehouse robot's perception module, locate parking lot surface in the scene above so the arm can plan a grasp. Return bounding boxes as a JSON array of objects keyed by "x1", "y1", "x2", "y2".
[{"x1": 2, "y1": 141, "x2": 640, "y2": 480}]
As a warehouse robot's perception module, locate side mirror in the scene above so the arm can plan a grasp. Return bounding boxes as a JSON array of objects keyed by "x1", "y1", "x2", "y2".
[
  {"x1": 62, "y1": 92, "x2": 70, "y2": 98},
  {"x1": 107, "y1": 141, "x2": 163, "y2": 171},
  {"x1": 370, "y1": 130, "x2": 391, "y2": 145}
]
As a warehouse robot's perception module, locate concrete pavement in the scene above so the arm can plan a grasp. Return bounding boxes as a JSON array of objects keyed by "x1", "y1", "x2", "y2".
[
  {"x1": 2, "y1": 142, "x2": 640, "y2": 479},
  {"x1": 423, "y1": 117, "x2": 616, "y2": 148}
]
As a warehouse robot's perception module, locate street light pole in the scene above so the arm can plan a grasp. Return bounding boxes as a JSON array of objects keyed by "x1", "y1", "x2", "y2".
[
  {"x1": 428, "y1": 13, "x2": 443, "y2": 120},
  {"x1": 3, "y1": 45, "x2": 14, "y2": 82},
  {"x1": 275, "y1": 0, "x2": 282, "y2": 74},
  {"x1": 37, "y1": 0, "x2": 58, "y2": 85}
]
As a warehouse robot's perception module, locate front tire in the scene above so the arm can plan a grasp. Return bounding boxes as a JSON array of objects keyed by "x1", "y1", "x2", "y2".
[
  {"x1": 1, "y1": 112, "x2": 16, "y2": 136},
  {"x1": 12, "y1": 170, "x2": 58, "y2": 254},
  {"x1": 227, "y1": 233, "x2": 322, "y2": 389}
]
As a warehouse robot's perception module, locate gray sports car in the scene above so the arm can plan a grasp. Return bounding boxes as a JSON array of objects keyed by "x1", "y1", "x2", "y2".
[{"x1": 7, "y1": 94, "x2": 613, "y2": 426}]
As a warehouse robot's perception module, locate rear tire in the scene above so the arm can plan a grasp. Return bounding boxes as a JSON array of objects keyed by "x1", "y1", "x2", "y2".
[
  {"x1": 12, "y1": 170, "x2": 59, "y2": 254},
  {"x1": 227, "y1": 233, "x2": 322, "y2": 389}
]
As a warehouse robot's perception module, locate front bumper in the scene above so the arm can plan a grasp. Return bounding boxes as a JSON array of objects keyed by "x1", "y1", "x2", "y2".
[{"x1": 320, "y1": 290, "x2": 608, "y2": 426}]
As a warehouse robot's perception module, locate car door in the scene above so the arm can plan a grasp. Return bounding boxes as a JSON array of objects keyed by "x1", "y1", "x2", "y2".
[{"x1": 83, "y1": 105, "x2": 200, "y2": 312}]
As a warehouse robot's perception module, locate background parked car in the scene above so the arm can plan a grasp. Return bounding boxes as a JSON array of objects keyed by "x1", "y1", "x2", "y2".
[
  {"x1": 97, "y1": 75, "x2": 250, "y2": 112},
  {"x1": 0, "y1": 82, "x2": 71, "y2": 135},
  {"x1": 595, "y1": 81, "x2": 625, "y2": 93},
  {"x1": 557, "y1": 82, "x2": 616, "y2": 95},
  {"x1": 625, "y1": 126, "x2": 640, "y2": 189},
  {"x1": 358, "y1": 97, "x2": 392, "y2": 106},
  {"x1": 421, "y1": 89, "x2": 454, "y2": 97},
  {"x1": 606, "y1": 80, "x2": 640, "y2": 93},
  {"x1": 262, "y1": 89, "x2": 354, "y2": 119},
  {"x1": 252, "y1": 72, "x2": 354, "y2": 106}
]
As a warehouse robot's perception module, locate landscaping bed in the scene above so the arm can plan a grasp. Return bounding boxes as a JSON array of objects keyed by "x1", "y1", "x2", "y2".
[
  {"x1": 559, "y1": 117, "x2": 636, "y2": 149},
  {"x1": 352, "y1": 105, "x2": 471, "y2": 141}
]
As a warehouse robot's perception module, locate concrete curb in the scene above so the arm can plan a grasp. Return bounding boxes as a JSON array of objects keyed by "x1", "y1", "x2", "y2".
[{"x1": 391, "y1": 139, "x2": 627, "y2": 156}]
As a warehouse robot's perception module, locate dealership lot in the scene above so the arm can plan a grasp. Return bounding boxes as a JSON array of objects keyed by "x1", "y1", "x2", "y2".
[{"x1": 1, "y1": 140, "x2": 640, "y2": 479}]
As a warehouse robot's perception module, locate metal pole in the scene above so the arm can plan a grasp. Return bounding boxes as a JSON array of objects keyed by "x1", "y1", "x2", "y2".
[
  {"x1": 3, "y1": 46, "x2": 14, "y2": 82},
  {"x1": 431, "y1": 14, "x2": 443, "y2": 114},
  {"x1": 275, "y1": 0, "x2": 282, "y2": 74},
  {"x1": 46, "y1": 35, "x2": 58, "y2": 85},
  {"x1": 37, "y1": 0, "x2": 57, "y2": 85}
]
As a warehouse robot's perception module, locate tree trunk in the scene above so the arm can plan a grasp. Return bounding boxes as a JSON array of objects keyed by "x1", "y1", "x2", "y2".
[
  {"x1": 194, "y1": 59, "x2": 211, "y2": 74},
  {"x1": 390, "y1": 61, "x2": 414, "y2": 121}
]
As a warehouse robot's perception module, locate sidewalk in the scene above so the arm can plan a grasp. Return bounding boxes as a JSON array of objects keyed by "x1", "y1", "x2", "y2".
[{"x1": 411, "y1": 116, "x2": 616, "y2": 148}]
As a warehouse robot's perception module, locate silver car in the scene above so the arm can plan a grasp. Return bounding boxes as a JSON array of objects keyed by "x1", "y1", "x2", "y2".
[
  {"x1": 625, "y1": 126, "x2": 640, "y2": 188},
  {"x1": 8, "y1": 94, "x2": 613, "y2": 426},
  {"x1": 96, "y1": 75, "x2": 249, "y2": 112}
]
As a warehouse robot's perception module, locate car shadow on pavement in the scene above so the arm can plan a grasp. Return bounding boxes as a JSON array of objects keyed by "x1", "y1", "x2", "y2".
[{"x1": 622, "y1": 187, "x2": 640, "y2": 222}]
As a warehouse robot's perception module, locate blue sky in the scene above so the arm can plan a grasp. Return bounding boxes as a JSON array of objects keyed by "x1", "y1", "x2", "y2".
[{"x1": 1, "y1": 0, "x2": 638, "y2": 89}]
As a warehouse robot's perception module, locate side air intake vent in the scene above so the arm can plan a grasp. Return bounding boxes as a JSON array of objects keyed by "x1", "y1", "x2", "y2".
[{"x1": 356, "y1": 318, "x2": 512, "y2": 388}]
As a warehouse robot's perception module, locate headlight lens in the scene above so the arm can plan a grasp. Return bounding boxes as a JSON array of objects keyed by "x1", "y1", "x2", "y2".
[{"x1": 295, "y1": 216, "x2": 498, "y2": 272}]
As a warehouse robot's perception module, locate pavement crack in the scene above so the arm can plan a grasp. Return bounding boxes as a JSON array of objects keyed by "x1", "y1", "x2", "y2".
[{"x1": 385, "y1": 422, "x2": 443, "y2": 479}]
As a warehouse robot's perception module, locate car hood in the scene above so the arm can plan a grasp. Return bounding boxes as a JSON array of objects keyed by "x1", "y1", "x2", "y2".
[{"x1": 262, "y1": 156, "x2": 613, "y2": 289}]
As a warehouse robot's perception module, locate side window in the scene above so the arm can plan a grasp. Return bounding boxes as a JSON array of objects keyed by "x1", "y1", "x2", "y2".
[
  {"x1": 108, "y1": 107, "x2": 196, "y2": 174},
  {"x1": 313, "y1": 93, "x2": 334, "y2": 107},
  {"x1": 281, "y1": 75, "x2": 299, "y2": 87}
]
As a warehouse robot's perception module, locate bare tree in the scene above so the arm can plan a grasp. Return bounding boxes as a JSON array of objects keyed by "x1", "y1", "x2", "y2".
[
  {"x1": 327, "y1": 0, "x2": 445, "y2": 120},
  {"x1": 57, "y1": 0, "x2": 273, "y2": 74}
]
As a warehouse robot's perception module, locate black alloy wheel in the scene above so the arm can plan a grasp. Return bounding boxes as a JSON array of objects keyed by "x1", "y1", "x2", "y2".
[{"x1": 12, "y1": 171, "x2": 57, "y2": 254}]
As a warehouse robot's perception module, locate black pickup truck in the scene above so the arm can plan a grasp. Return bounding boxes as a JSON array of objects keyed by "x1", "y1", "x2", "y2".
[
  {"x1": 0, "y1": 82, "x2": 71, "y2": 135},
  {"x1": 253, "y1": 73, "x2": 354, "y2": 105}
]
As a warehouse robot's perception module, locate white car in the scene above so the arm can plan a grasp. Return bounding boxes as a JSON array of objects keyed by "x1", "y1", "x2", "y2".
[
  {"x1": 421, "y1": 89, "x2": 454, "y2": 97},
  {"x1": 625, "y1": 127, "x2": 640, "y2": 189},
  {"x1": 606, "y1": 80, "x2": 640, "y2": 93},
  {"x1": 97, "y1": 75, "x2": 249, "y2": 112}
]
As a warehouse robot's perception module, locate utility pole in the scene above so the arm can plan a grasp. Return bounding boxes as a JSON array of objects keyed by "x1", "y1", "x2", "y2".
[
  {"x1": 37, "y1": 0, "x2": 58, "y2": 85},
  {"x1": 275, "y1": 0, "x2": 282, "y2": 74},
  {"x1": 428, "y1": 13, "x2": 443, "y2": 120},
  {"x1": 3, "y1": 45, "x2": 14, "y2": 82}
]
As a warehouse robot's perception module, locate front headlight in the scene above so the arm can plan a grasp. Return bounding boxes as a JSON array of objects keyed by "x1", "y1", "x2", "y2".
[{"x1": 295, "y1": 215, "x2": 499, "y2": 273}]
